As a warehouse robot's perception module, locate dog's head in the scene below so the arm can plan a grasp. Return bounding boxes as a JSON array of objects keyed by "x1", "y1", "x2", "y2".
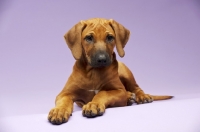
[{"x1": 64, "y1": 18, "x2": 130, "y2": 67}]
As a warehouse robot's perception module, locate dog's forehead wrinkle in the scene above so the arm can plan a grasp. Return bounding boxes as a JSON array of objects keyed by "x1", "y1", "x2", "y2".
[
  {"x1": 105, "y1": 31, "x2": 114, "y2": 36},
  {"x1": 87, "y1": 23, "x2": 110, "y2": 31},
  {"x1": 85, "y1": 31, "x2": 95, "y2": 36},
  {"x1": 84, "y1": 21, "x2": 114, "y2": 38}
]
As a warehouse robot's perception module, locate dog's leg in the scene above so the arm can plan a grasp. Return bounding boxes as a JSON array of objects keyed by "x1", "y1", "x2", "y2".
[
  {"x1": 48, "y1": 94, "x2": 73, "y2": 125},
  {"x1": 121, "y1": 74, "x2": 154, "y2": 104},
  {"x1": 119, "y1": 62, "x2": 172, "y2": 104},
  {"x1": 118, "y1": 62, "x2": 154, "y2": 104},
  {"x1": 48, "y1": 87, "x2": 95, "y2": 124},
  {"x1": 126, "y1": 91, "x2": 136, "y2": 106},
  {"x1": 75, "y1": 90, "x2": 96, "y2": 107},
  {"x1": 82, "y1": 86, "x2": 127, "y2": 117}
]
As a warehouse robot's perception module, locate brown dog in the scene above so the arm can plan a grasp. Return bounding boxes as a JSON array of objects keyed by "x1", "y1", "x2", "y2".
[{"x1": 48, "y1": 18, "x2": 173, "y2": 125}]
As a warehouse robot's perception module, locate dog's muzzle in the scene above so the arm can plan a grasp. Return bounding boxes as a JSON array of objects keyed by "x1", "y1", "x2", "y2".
[{"x1": 90, "y1": 51, "x2": 111, "y2": 67}]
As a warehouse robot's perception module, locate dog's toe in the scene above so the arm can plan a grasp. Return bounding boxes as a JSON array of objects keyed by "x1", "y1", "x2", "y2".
[
  {"x1": 127, "y1": 92, "x2": 136, "y2": 106},
  {"x1": 82, "y1": 102, "x2": 105, "y2": 117},
  {"x1": 136, "y1": 94, "x2": 153, "y2": 104},
  {"x1": 48, "y1": 107, "x2": 71, "y2": 125}
]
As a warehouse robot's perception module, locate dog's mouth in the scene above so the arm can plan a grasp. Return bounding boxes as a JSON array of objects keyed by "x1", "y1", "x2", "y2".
[{"x1": 90, "y1": 52, "x2": 112, "y2": 68}]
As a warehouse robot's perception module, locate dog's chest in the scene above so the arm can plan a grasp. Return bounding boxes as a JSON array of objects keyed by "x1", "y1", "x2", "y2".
[
  {"x1": 73, "y1": 61, "x2": 117, "y2": 91},
  {"x1": 79, "y1": 68, "x2": 110, "y2": 90},
  {"x1": 86, "y1": 69, "x2": 104, "y2": 90}
]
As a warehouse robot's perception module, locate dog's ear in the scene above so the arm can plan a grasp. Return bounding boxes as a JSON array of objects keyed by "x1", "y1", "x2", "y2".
[
  {"x1": 64, "y1": 21, "x2": 86, "y2": 60},
  {"x1": 109, "y1": 19, "x2": 130, "y2": 57}
]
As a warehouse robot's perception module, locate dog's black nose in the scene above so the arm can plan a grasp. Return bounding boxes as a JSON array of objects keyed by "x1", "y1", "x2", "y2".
[
  {"x1": 96, "y1": 54, "x2": 107, "y2": 65},
  {"x1": 90, "y1": 52, "x2": 111, "y2": 67}
]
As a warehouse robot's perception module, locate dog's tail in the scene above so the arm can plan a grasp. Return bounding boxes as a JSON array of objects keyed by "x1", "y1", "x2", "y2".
[{"x1": 150, "y1": 95, "x2": 173, "y2": 101}]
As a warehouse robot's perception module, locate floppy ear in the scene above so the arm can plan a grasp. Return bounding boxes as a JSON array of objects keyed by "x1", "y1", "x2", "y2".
[
  {"x1": 64, "y1": 21, "x2": 86, "y2": 60},
  {"x1": 109, "y1": 19, "x2": 130, "y2": 57}
]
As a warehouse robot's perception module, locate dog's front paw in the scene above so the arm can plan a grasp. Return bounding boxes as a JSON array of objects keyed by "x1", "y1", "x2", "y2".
[
  {"x1": 82, "y1": 102, "x2": 105, "y2": 117},
  {"x1": 48, "y1": 107, "x2": 71, "y2": 125},
  {"x1": 136, "y1": 94, "x2": 153, "y2": 104}
]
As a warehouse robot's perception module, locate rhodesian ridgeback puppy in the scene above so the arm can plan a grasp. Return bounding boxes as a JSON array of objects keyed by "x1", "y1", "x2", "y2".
[{"x1": 48, "y1": 18, "x2": 173, "y2": 125}]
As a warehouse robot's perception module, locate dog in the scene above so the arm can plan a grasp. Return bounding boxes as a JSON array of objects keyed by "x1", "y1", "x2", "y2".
[{"x1": 48, "y1": 18, "x2": 173, "y2": 125}]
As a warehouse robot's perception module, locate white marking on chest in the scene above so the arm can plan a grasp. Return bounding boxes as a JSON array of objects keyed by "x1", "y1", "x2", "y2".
[{"x1": 88, "y1": 90, "x2": 99, "y2": 94}]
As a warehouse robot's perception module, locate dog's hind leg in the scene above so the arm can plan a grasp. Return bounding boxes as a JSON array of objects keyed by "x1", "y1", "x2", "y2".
[
  {"x1": 118, "y1": 61, "x2": 172, "y2": 104},
  {"x1": 118, "y1": 62, "x2": 155, "y2": 104},
  {"x1": 126, "y1": 91, "x2": 136, "y2": 106}
]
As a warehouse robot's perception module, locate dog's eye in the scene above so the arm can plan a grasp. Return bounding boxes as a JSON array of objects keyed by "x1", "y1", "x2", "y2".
[
  {"x1": 85, "y1": 35, "x2": 93, "y2": 43},
  {"x1": 106, "y1": 35, "x2": 114, "y2": 43}
]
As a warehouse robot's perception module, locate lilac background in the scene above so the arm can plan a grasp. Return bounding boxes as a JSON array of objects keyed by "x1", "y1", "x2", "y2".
[{"x1": 0, "y1": 0, "x2": 200, "y2": 119}]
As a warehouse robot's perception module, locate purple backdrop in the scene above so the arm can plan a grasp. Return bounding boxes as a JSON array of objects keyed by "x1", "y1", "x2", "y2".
[{"x1": 0, "y1": 0, "x2": 200, "y2": 118}]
